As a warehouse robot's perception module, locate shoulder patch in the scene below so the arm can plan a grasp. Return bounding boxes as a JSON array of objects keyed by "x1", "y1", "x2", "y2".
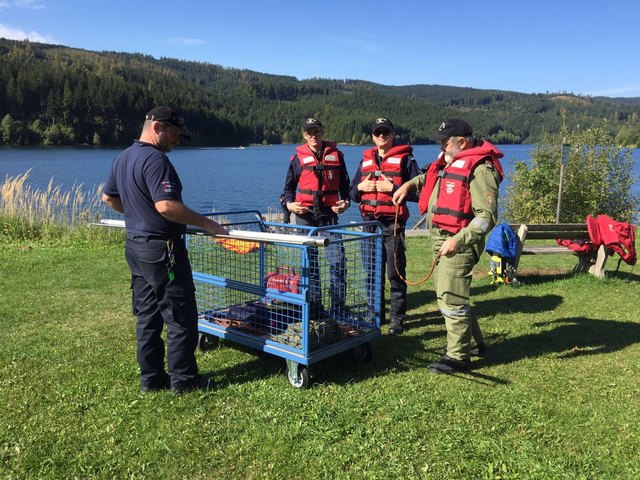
[{"x1": 485, "y1": 191, "x2": 496, "y2": 208}]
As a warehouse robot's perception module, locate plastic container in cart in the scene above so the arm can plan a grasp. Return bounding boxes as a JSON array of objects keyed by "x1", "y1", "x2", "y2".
[{"x1": 188, "y1": 210, "x2": 383, "y2": 388}]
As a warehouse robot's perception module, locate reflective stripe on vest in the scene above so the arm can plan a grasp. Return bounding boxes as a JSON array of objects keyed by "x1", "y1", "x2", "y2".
[
  {"x1": 294, "y1": 142, "x2": 341, "y2": 208},
  {"x1": 418, "y1": 154, "x2": 503, "y2": 234},
  {"x1": 359, "y1": 145, "x2": 413, "y2": 220}
]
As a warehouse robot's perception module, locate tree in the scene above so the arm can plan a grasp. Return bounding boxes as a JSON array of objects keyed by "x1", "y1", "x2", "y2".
[
  {"x1": 504, "y1": 123, "x2": 640, "y2": 223},
  {"x1": 25, "y1": 118, "x2": 45, "y2": 145},
  {"x1": 42, "y1": 123, "x2": 75, "y2": 145},
  {"x1": 3, "y1": 38, "x2": 640, "y2": 147},
  {"x1": 1, "y1": 114, "x2": 23, "y2": 144},
  {"x1": 615, "y1": 123, "x2": 640, "y2": 148}
]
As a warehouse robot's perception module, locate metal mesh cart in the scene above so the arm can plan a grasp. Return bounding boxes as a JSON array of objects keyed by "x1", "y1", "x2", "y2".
[{"x1": 188, "y1": 210, "x2": 383, "y2": 388}]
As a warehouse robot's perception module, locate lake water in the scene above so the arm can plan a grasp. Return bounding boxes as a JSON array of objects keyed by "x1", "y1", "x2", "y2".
[{"x1": 1, "y1": 144, "x2": 638, "y2": 225}]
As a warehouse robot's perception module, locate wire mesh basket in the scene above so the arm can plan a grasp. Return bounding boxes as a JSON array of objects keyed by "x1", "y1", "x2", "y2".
[{"x1": 189, "y1": 210, "x2": 383, "y2": 388}]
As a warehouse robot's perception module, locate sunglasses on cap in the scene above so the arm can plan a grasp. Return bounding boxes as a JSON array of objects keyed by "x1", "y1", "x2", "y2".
[
  {"x1": 146, "y1": 114, "x2": 185, "y2": 129},
  {"x1": 373, "y1": 129, "x2": 392, "y2": 137}
]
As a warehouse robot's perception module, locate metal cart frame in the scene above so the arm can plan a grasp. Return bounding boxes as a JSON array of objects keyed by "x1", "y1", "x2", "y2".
[{"x1": 189, "y1": 210, "x2": 383, "y2": 388}]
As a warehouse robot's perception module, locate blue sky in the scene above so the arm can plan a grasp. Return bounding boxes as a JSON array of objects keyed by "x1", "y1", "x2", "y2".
[{"x1": 1, "y1": 0, "x2": 639, "y2": 97}]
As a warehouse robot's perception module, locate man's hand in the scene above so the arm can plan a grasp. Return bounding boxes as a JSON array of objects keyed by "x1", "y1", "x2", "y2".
[
  {"x1": 438, "y1": 237, "x2": 458, "y2": 257},
  {"x1": 204, "y1": 218, "x2": 229, "y2": 236},
  {"x1": 358, "y1": 173, "x2": 376, "y2": 193},
  {"x1": 287, "y1": 201, "x2": 309, "y2": 216},
  {"x1": 392, "y1": 183, "x2": 412, "y2": 205},
  {"x1": 332, "y1": 199, "x2": 350, "y2": 214},
  {"x1": 375, "y1": 174, "x2": 394, "y2": 193}
]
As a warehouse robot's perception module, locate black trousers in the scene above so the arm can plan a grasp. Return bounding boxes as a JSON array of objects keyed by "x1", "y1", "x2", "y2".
[
  {"x1": 294, "y1": 211, "x2": 347, "y2": 311},
  {"x1": 362, "y1": 217, "x2": 407, "y2": 325},
  {"x1": 125, "y1": 234, "x2": 199, "y2": 390}
]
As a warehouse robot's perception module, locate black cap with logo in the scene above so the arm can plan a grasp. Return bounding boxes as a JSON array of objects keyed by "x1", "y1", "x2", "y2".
[
  {"x1": 371, "y1": 117, "x2": 395, "y2": 134},
  {"x1": 302, "y1": 117, "x2": 323, "y2": 132},
  {"x1": 145, "y1": 106, "x2": 191, "y2": 139},
  {"x1": 428, "y1": 118, "x2": 473, "y2": 142}
]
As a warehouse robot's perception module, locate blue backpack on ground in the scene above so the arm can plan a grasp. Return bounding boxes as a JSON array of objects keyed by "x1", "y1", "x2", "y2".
[{"x1": 485, "y1": 223, "x2": 518, "y2": 284}]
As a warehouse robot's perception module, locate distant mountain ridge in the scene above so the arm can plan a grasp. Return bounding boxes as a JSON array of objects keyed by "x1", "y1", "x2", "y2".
[{"x1": 1, "y1": 38, "x2": 639, "y2": 146}]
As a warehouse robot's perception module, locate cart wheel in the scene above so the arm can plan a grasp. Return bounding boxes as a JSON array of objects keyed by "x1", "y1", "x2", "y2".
[
  {"x1": 286, "y1": 362, "x2": 310, "y2": 389},
  {"x1": 351, "y1": 342, "x2": 374, "y2": 363},
  {"x1": 198, "y1": 332, "x2": 219, "y2": 351}
]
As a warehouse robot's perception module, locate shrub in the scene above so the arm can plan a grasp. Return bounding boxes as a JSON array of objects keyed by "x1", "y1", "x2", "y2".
[
  {"x1": 504, "y1": 123, "x2": 639, "y2": 223},
  {"x1": 0, "y1": 171, "x2": 109, "y2": 241}
]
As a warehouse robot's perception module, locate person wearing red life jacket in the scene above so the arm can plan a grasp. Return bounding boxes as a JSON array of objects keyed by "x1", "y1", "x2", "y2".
[
  {"x1": 282, "y1": 118, "x2": 352, "y2": 314},
  {"x1": 283, "y1": 118, "x2": 351, "y2": 222},
  {"x1": 393, "y1": 119, "x2": 504, "y2": 374},
  {"x1": 350, "y1": 117, "x2": 420, "y2": 335}
]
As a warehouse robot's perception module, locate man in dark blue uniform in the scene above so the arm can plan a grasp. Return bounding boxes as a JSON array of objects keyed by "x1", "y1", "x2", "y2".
[
  {"x1": 350, "y1": 118, "x2": 420, "y2": 334},
  {"x1": 282, "y1": 118, "x2": 351, "y2": 317},
  {"x1": 102, "y1": 106, "x2": 228, "y2": 394}
]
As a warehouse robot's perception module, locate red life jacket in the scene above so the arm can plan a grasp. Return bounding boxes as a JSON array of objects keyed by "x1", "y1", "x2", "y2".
[
  {"x1": 595, "y1": 214, "x2": 637, "y2": 265},
  {"x1": 556, "y1": 238, "x2": 599, "y2": 254},
  {"x1": 359, "y1": 145, "x2": 413, "y2": 220},
  {"x1": 294, "y1": 142, "x2": 342, "y2": 208},
  {"x1": 586, "y1": 214, "x2": 602, "y2": 245},
  {"x1": 418, "y1": 141, "x2": 504, "y2": 234}
]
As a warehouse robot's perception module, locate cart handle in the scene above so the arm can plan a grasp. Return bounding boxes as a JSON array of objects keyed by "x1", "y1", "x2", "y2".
[{"x1": 92, "y1": 219, "x2": 329, "y2": 247}]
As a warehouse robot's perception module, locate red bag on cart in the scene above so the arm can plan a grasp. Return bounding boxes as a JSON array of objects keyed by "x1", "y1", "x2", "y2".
[{"x1": 264, "y1": 266, "x2": 301, "y2": 293}]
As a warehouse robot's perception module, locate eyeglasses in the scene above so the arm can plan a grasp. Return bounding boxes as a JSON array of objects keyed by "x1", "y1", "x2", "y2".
[
  {"x1": 373, "y1": 129, "x2": 391, "y2": 137},
  {"x1": 305, "y1": 129, "x2": 323, "y2": 137}
]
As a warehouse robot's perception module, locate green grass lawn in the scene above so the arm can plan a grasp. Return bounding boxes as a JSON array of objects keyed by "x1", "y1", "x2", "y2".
[{"x1": 1, "y1": 234, "x2": 639, "y2": 479}]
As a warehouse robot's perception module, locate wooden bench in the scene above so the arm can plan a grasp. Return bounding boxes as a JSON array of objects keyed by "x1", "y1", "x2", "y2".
[{"x1": 509, "y1": 223, "x2": 609, "y2": 278}]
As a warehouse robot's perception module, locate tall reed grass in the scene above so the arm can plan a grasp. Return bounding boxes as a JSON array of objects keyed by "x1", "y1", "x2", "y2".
[{"x1": 0, "y1": 170, "x2": 108, "y2": 241}]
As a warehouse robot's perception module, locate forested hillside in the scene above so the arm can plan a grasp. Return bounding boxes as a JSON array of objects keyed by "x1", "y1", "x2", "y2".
[{"x1": 1, "y1": 38, "x2": 640, "y2": 147}]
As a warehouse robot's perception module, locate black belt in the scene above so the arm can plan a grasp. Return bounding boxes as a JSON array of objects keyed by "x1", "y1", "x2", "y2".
[{"x1": 127, "y1": 233, "x2": 185, "y2": 242}]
